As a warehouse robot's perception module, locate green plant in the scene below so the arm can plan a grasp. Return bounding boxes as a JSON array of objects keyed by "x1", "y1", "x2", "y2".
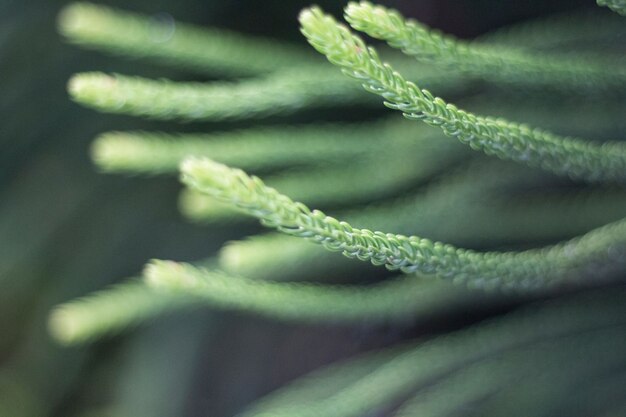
[
  {"x1": 50, "y1": 2, "x2": 626, "y2": 416},
  {"x1": 597, "y1": 0, "x2": 626, "y2": 15}
]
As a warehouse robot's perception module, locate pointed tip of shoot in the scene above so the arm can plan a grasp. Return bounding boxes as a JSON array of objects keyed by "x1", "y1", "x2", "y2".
[
  {"x1": 58, "y1": 2, "x2": 118, "y2": 45},
  {"x1": 344, "y1": 1, "x2": 397, "y2": 36},
  {"x1": 90, "y1": 132, "x2": 127, "y2": 170},
  {"x1": 143, "y1": 260, "x2": 197, "y2": 291},
  {"x1": 48, "y1": 306, "x2": 84, "y2": 345},
  {"x1": 298, "y1": 6, "x2": 330, "y2": 35},
  {"x1": 143, "y1": 259, "x2": 174, "y2": 289},
  {"x1": 57, "y1": 2, "x2": 95, "y2": 36},
  {"x1": 179, "y1": 156, "x2": 209, "y2": 176},
  {"x1": 179, "y1": 157, "x2": 233, "y2": 193},
  {"x1": 90, "y1": 132, "x2": 153, "y2": 172},
  {"x1": 298, "y1": 5, "x2": 364, "y2": 64},
  {"x1": 219, "y1": 243, "x2": 246, "y2": 275},
  {"x1": 344, "y1": 1, "x2": 375, "y2": 23},
  {"x1": 297, "y1": 7, "x2": 318, "y2": 26},
  {"x1": 66, "y1": 73, "x2": 88, "y2": 98},
  {"x1": 344, "y1": 1, "x2": 363, "y2": 16},
  {"x1": 67, "y1": 72, "x2": 119, "y2": 104}
]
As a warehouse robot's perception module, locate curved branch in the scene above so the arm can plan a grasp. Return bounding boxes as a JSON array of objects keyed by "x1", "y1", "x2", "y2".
[
  {"x1": 181, "y1": 157, "x2": 626, "y2": 291},
  {"x1": 299, "y1": 6, "x2": 626, "y2": 183}
]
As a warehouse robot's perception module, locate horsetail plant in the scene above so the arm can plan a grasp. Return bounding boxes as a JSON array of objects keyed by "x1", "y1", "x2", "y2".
[{"x1": 50, "y1": 2, "x2": 626, "y2": 417}]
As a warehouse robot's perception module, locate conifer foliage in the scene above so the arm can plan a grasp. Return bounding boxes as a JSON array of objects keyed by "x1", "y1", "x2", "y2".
[{"x1": 51, "y1": 2, "x2": 626, "y2": 416}]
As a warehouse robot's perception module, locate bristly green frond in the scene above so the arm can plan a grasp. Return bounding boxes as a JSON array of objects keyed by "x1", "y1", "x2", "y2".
[
  {"x1": 45, "y1": 2, "x2": 626, "y2": 415},
  {"x1": 58, "y1": 2, "x2": 313, "y2": 76},
  {"x1": 218, "y1": 180, "x2": 626, "y2": 281},
  {"x1": 48, "y1": 279, "x2": 198, "y2": 345},
  {"x1": 90, "y1": 119, "x2": 464, "y2": 175},
  {"x1": 66, "y1": 58, "x2": 468, "y2": 122},
  {"x1": 597, "y1": 0, "x2": 626, "y2": 16},
  {"x1": 178, "y1": 143, "x2": 467, "y2": 223},
  {"x1": 144, "y1": 260, "x2": 482, "y2": 322},
  {"x1": 66, "y1": 69, "x2": 364, "y2": 121},
  {"x1": 90, "y1": 125, "x2": 384, "y2": 174},
  {"x1": 232, "y1": 290, "x2": 626, "y2": 417},
  {"x1": 178, "y1": 153, "x2": 456, "y2": 222},
  {"x1": 344, "y1": 2, "x2": 626, "y2": 93},
  {"x1": 298, "y1": 7, "x2": 626, "y2": 183},
  {"x1": 181, "y1": 157, "x2": 626, "y2": 291},
  {"x1": 214, "y1": 160, "x2": 538, "y2": 279}
]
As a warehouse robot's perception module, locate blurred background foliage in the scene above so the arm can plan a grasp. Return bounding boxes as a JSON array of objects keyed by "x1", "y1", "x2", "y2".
[{"x1": 1, "y1": 1, "x2": 624, "y2": 416}]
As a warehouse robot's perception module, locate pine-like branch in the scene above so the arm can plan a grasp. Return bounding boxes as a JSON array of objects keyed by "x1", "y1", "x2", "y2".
[
  {"x1": 58, "y1": 2, "x2": 313, "y2": 76},
  {"x1": 344, "y1": 2, "x2": 626, "y2": 93},
  {"x1": 47, "y1": 2, "x2": 626, "y2": 415},
  {"x1": 67, "y1": 56, "x2": 467, "y2": 121},
  {"x1": 181, "y1": 158, "x2": 626, "y2": 291},
  {"x1": 218, "y1": 170, "x2": 626, "y2": 281},
  {"x1": 299, "y1": 6, "x2": 626, "y2": 183},
  {"x1": 213, "y1": 160, "x2": 538, "y2": 279},
  {"x1": 90, "y1": 119, "x2": 462, "y2": 175},
  {"x1": 179, "y1": 157, "x2": 448, "y2": 222},
  {"x1": 67, "y1": 70, "x2": 362, "y2": 121},
  {"x1": 179, "y1": 147, "x2": 466, "y2": 224},
  {"x1": 90, "y1": 127, "x2": 379, "y2": 174},
  {"x1": 145, "y1": 260, "x2": 478, "y2": 322},
  {"x1": 48, "y1": 279, "x2": 199, "y2": 344}
]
